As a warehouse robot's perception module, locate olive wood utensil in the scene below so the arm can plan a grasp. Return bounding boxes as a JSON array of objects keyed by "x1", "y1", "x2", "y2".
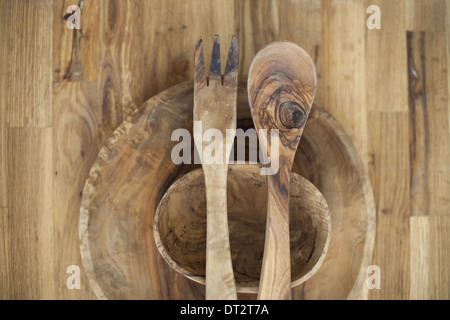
[
  {"x1": 193, "y1": 35, "x2": 239, "y2": 300},
  {"x1": 248, "y1": 42, "x2": 317, "y2": 300}
]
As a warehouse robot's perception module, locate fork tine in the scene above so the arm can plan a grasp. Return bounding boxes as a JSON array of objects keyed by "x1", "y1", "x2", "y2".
[
  {"x1": 194, "y1": 37, "x2": 207, "y2": 91},
  {"x1": 209, "y1": 35, "x2": 221, "y2": 84},
  {"x1": 224, "y1": 35, "x2": 238, "y2": 86}
]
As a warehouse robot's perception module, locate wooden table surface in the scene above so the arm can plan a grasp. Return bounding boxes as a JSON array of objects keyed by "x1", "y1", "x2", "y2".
[{"x1": 0, "y1": 0, "x2": 449, "y2": 300}]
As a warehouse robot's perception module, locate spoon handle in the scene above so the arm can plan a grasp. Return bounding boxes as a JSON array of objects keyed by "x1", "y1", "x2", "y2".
[{"x1": 258, "y1": 166, "x2": 292, "y2": 300}]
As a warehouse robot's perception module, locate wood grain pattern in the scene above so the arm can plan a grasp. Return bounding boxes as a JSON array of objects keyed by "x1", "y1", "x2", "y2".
[
  {"x1": 1, "y1": 0, "x2": 449, "y2": 300},
  {"x1": 407, "y1": 31, "x2": 430, "y2": 217},
  {"x1": 368, "y1": 112, "x2": 411, "y2": 300},
  {"x1": 234, "y1": 0, "x2": 279, "y2": 76},
  {"x1": 406, "y1": 0, "x2": 446, "y2": 32},
  {"x1": 6, "y1": 0, "x2": 53, "y2": 128},
  {"x1": 52, "y1": 82, "x2": 98, "y2": 299},
  {"x1": 7, "y1": 129, "x2": 54, "y2": 299},
  {"x1": 407, "y1": 29, "x2": 450, "y2": 300},
  {"x1": 248, "y1": 42, "x2": 316, "y2": 300},
  {"x1": 278, "y1": 0, "x2": 322, "y2": 104},
  {"x1": 420, "y1": 32, "x2": 450, "y2": 216},
  {"x1": 1, "y1": 2, "x2": 12, "y2": 298},
  {"x1": 322, "y1": 0, "x2": 368, "y2": 169},
  {"x1": 0, "y1": 208, "x2": 11, "y2": 299},
  {"x1": 410, "y1": 216, "x2": 450, "y2": 299},
  {"x1": 365, "y1": 0, "x2": 408, "y2": 113},
  {"x1": 53, "y1": 0, "x2": 99, "y2": 82},
  {"x1": 80, "y1": 82, "x2": 204, "y2": 300},
  {"x1": 0, "y1": 0, "x2": 7, "y2": 208},
  {"x1": 365, "y1": 0, "x2": 410, "y2": 301},
  {"x1": 98, "y1": 0, "x2": 136, "y2": 144},
  {"x1": 80, "y1": 81, "x2": 374, "y2": 300},
  {"x1": 193, "y1": 35, "x2": 239, "y2": 300},
  {"x1": 153, "y1": 164, "x2": 330, "y2": 293},
  {"x1": 407, "y1": 31, "x2": 450, "y2": 217}
]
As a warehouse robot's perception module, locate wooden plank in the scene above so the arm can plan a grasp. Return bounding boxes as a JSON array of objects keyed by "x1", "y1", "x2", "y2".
[
  {"x1": 0, "y1": 1, "x2": 7, "y2": 207},
  {"x1": 188, "y1": 0, "x2": 235, "y2": 80},
  {"x1": 410, "y1": 216, "x2": 450, "y2": 299},
  {"x1": 128, "y1": 0, "x2": 235, "y2": 107},
  {"x1": 278, "y1": 0, "x2": 323, "y2": 105},
  {"x1": 7, "y1": 128, "x2": 55, "y2": 299},
  {"x1": 52, "y1": 82, "x2": 99, "y2": 299},
  {"x1": 234, "y1": 0, "x2": 279, "y2": 76},
  {"x1": 368, "y1": 111, "x2": 410, "y2": 300},
  {"x1": 407, "y1": 31, "x2": 429, "y2": 217},
  {"x1": 97, "y1": 0, "x2": 136, "y2": 144},
  {"x1": 0, "y1": 208, "x2": 12, "y2": 299},
  {"x1": 365, "y1": 0, "x2": 408, "y2": 113},
  {"x1": 447, "y1": 1, "x2": 450, "y2": 137},
  {"x1": 6, "y1": 0, "x2": 53, "y2": 128},
  {"x1": 320, "y1": 0, "x2": 368, "y2": 170},
  {"x1": 406, "y1": 0, "x2": 446, "y2": 31},
  {"x1": 53, "y1": 0, "x2": 99, "y2": 82},
  {"x1": 407, "y1": 31, "x2": 450, "y2": 216},
  {"x1": 98, "y1": 0, "x2": 236, "y2": 136},
  {"x1": 423, "y1": 32, "x2": 450, "y2": 216},
  {"x1": 366, "y1": 1, "x2": 410, "y2": 299}
]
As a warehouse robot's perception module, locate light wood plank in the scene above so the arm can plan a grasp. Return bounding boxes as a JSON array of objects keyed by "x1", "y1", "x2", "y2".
[
  {"x1": 7, "y1": 128, "x2": 55, "y2": 299},
  {"x1": 368, "y1": 111, "x2": 410, "y2": 300},
  {"x1": 410, "y1": 216, "x2": 450, "y2": 299},
  {"x1": 127, "y1": 0, "x2": 235, "y2": 107},
  {"x1": 53, "y1": 82, "x2": 99, "y2": 299},
  {"x1": 6, "y1": 0, "x2": 53, "y2": 128},
  {"x1": 406, "y1": 0, "x2": 446, "y2": 32},
  {"x1": 278, "y1": 0, "x2": 323, "y2": 105},
  {"x1": 423, "y1": 32, "x2": 450, "y2": 216},
  {"x1": 53, "y1": 0, "x2": 99, "y2": 82},
  {"x1": 0, "y1": 1, "x2": 7, "y2": 207},
  {"x1": 366, "y1": 1, "x2": 410, "y2": 299},
  {"x1": 447, "y1": 1, "x2": 450, "y2": 137},
  {"x1": 0, "y1": 208, "x2": 12, "y2": 299},
  {"x1": 235, "y1": 0, "x2": 279, "y2": 76},
  {"x1": 321, "y1": 0, "x2": 368, "y2": 172},
  {"x1": 365, "y1": 0, "x2": 408, "y2": 113}
]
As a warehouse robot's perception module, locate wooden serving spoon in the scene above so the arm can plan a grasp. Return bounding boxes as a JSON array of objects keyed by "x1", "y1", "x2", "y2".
[{"x1": 248, "y1": 42, "x2": 317, "y2": 300}]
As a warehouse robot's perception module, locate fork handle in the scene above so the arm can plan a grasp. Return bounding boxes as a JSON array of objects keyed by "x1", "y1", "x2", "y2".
[
  {"x1": 258, "y1": 167, "x2": 292, "y2": 300},
  {"x1": 204, "y1": 165, "x2": 237, "y2": 300}
]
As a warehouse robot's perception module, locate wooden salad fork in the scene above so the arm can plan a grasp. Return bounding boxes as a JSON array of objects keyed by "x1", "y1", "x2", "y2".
[
  {"x1": 193, "y1": 35, "x2": 238, "y2": 300},
  {"x1": 248, "y1": 42, "x2": 317, "y2": 300}
]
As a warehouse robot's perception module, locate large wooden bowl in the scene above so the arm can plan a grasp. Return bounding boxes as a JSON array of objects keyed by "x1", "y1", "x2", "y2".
[
  {"x1": 153, "y1": 164, "x2": 331, "y2": 293},
  {"x1": 79, "y1": 80, "x2": 375, "y2": 300}
]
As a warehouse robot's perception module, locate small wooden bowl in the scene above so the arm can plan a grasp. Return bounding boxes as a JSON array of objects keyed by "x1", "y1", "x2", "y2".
[{"x1": 153, "y1": 164, "x2": 331, "y2": 293}]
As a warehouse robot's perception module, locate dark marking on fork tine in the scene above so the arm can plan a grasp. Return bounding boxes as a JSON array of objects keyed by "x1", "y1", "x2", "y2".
[
  {"x1": 194, "y1": 37, "x2": 207, "y2": 91},
  {"x1": 209, "y1": 35, "x2": 221, "y2": 84},
  {"x1": 224, "y1": 35, "x2": 238, "y2": 85}
]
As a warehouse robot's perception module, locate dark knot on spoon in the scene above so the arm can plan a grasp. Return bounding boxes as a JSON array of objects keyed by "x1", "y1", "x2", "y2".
[{"x1": 277, "y1": 101, "x2": 306, "y2": 129}]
